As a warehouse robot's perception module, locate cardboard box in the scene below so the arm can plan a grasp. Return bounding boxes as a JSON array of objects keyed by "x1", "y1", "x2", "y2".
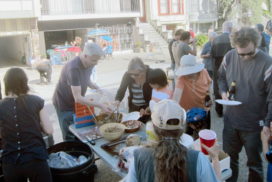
[
  {"x1": 218, "y1": 150, "x2": 230, "y2": 172},
  {"x1": 193, "y1": 139, "x2": 230, "y2": 172}
]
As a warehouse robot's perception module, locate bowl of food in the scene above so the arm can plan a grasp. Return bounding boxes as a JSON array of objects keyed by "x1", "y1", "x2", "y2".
[
  {"x1": 99, "y1": 123, "x2": 126, "y2": 141},
  {"x1": 122, "y1": 120, "x2": 141, "y2": 133},
  {"x1": 96, "y1": 113, "x2": 123, "y2": 125}
]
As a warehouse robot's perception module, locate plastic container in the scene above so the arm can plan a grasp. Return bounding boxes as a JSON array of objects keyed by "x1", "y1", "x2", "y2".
[{"x1": 47, "y1": 141, "x2": 97, "y2": 182}]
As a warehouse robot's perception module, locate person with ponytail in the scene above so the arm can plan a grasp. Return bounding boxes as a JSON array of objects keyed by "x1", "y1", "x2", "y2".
[
  {"x1": 0, "y1": 68, "x2": 53, "y2": 182},
  {"x1": 123, "y1": 99, "x2": 221, "y2": 182}
]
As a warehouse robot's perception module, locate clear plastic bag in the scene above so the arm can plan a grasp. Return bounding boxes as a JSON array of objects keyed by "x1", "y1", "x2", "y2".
[{"x1": 48, "y1": 152, "x2": 88, "y2": 168}]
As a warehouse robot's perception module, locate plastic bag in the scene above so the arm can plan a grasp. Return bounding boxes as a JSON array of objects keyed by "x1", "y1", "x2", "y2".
[{"x1": 48, "y1": 152, "x2": 88, "y2": 168}]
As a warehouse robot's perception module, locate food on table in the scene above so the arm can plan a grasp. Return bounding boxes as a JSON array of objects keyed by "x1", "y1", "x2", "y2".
[
  {"x1": 96, "y1": 113, "x2": 123, "y2": 125},
  {"x1": 126, "y1": 134, "x2": 141, "y2": 146},
  {"x1": 99, "y1": 123, "x2": 126, "y2": 141},
  {"x1": 105, "y1": 126, "x2": 123, "y2": 133},
  {"x1": 122, "y1": 120, "x2": 141, "y2": 133}
]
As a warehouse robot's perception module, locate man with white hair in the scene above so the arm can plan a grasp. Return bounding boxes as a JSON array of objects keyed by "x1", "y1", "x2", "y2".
[
  {"x1": 211, "y1": 21, "x2": 233, "y2": 117},
  {"x1": 201, "y1": 31, "x2": 217, "y2": 78},
  {"x1": 53, "y1": 42, "x2": 111, "y2": 141}
]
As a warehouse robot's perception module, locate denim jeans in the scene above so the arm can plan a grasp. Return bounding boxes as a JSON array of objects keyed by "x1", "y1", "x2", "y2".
[
  {"x1": 55, "y1": 108, "x2": 76, "y2": 141},
  {"x1": 223, "y1": 118, "x2": 263, "y2": 182}
]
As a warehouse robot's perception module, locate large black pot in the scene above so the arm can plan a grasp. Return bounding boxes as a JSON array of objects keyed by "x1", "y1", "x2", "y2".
[{"x1": 48, "y1": 141, "x2": 97, "y2": 182}]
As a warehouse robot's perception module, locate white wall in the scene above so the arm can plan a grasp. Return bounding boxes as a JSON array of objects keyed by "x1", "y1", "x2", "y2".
[
  {"x1": 149, "y1": 0, "x2": 186, "y2": 25},
  {"x1": 0, "y1": 0, "x2": 36, "y2": 18}
]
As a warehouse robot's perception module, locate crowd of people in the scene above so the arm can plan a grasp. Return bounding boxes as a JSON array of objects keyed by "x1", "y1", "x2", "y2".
[{"x1": 0, "y1": 20, "x2": 272, "y2": 182}]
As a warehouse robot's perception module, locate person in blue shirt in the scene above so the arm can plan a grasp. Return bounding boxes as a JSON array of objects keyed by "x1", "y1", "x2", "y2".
[
  {"x1": 201, "y1": 31, "x2": 217, "y2": 78},
  {"x1": 261, "y1": 122, "x2": 272, "y2": 182}
]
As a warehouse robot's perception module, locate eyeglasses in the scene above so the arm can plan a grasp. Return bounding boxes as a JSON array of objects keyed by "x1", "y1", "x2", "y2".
[{"x1": 237, "y1": 50, "x2": 256, "y2": 57}]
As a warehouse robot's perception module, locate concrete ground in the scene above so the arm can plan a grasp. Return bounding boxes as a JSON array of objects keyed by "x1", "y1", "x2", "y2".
[{"x1": 0, "y1": 52, "x2": 267, "y2": 182}]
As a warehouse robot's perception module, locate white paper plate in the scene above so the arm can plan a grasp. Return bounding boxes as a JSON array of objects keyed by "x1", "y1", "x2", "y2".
[
  {"x1": 215, "y1": 99, "x2": 242, "y2": 106},
  {"x1": 122, "y1": 112, "x2": 140, "y2": 122},
  {"x1": 180, "y1": 133, "x2": 194, "y2": 149}
]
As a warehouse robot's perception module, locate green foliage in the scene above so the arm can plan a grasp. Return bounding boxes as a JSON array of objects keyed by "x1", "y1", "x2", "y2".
[
  {"x1": 218, "y1": 0, "x2": 265, "y2": 25},
  {"x1": 196, "y1": 34, "x2": 208, "y2": 47},
  {"x1": 263, "y1": 9, "x2": 272, "y2": 18}
]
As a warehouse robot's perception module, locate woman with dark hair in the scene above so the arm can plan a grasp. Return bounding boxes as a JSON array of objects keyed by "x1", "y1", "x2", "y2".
[
  {"x1": 115, "y1": 57, "x2": 153, "y2": 122},
  {"x1": 0, "y1": 68, "x2": 53, "y2": 182},
  {"x1": 123, "y1": 100, "x2": 220, "y2": 182}
]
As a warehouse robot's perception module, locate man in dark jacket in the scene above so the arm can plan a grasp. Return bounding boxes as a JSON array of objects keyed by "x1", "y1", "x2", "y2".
[
  {"x1": 218, "y1": 27, "x2": 272, "y2": 182},
  {"x1": 211, "y1": 21, "x2": 233, "y2": 117}
]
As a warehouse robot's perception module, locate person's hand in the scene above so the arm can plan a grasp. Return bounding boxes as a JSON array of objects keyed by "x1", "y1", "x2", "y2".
[
  {"x1": 221, "y1": 92, "x2": 228, "y2": 100},
  {"x1": 99, "y1": 103, "x2": 112, "y2": 113},
  {"x1": 191, "y1": 38, "x2": 197, "y2": 45},
  {"x1": 139, "y1": 108, "x2": 145, "y2": 116},
  {"x1": 262, "y1": 122, "x2": 272, "y2": 142},
  {"x1": 261, "y1": 126, "x2": 271, "y2": 143},
  {"x1": 113, "y1": 100, "x2": 121, "y2": 108},
  {"x1": 201, "y1": 142, "x2": 220, "y2": 160}
]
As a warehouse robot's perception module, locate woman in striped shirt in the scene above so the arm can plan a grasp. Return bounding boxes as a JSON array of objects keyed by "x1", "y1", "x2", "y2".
[{"x1": 115, "y1": 57, "x2": 153, "y2": 122}]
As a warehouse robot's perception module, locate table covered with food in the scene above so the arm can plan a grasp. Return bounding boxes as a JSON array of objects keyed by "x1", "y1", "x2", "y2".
[{"x1": 69, "y1": 111, "x2": 232, "y2": 181}]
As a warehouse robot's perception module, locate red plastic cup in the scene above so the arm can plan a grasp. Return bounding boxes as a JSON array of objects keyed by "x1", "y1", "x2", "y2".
[{"x1": 199, "y1": 129, "x2": 217, "y2": 155}]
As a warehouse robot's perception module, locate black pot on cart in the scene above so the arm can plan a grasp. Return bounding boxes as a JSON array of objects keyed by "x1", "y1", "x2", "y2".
[{"x1": 47, "y1": 141, "x2": 97, "y2": 182}]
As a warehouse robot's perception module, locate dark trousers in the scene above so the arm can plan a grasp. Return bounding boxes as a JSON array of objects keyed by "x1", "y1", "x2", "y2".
[
  {"x1": 3, "y1": 159, "x2": 52, "y2": 182},
  {"x1": 223, "y1": 121, "x2": 263, "y2": 182},
  {"x1": 213, "y1": 57, "x2": 223, "y2": 115},
  {"x1": 55, "y1": 107, "x2": 76, "y2": 141}
]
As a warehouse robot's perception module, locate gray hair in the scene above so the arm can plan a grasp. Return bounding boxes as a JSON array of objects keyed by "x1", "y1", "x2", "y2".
[
  {"x1": 222, "y1": 21, "x2": 233, "y2": 33},
  {"x1": 208, "y1": 32, "x2": 217, "y2": 39},
  {"x1": 128, "y1": 57, "x2": 146, "y2": 71}
]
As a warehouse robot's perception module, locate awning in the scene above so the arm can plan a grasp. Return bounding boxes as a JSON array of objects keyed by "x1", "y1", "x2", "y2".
[{"x1": 101, "y1": 35, "x2": 112, "y2": 42}]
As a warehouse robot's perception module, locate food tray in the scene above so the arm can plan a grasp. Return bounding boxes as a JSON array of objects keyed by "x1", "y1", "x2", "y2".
[{"x1": 101, "y1": 139, "x2": 127, "y2": 155}]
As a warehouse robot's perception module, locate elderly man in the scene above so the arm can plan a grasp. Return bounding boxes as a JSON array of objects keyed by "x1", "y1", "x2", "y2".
[
  {"x1": 211, "y1": 21, "x2": 233, "y2": 117},
  {"x1": 53, "y1": 42, "x2": 111, "y2": 141},
  {"x1": 218, "y1": 27, "x2": 272, "y2": 182}
]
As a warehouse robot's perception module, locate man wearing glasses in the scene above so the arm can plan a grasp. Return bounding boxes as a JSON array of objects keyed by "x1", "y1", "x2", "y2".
[
  {"x1": 218, "y1": 27, "x2": 272, "y2": 182},
  {"x1": 53, "y1": 42, "x2": 111, "y2": 141}
]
